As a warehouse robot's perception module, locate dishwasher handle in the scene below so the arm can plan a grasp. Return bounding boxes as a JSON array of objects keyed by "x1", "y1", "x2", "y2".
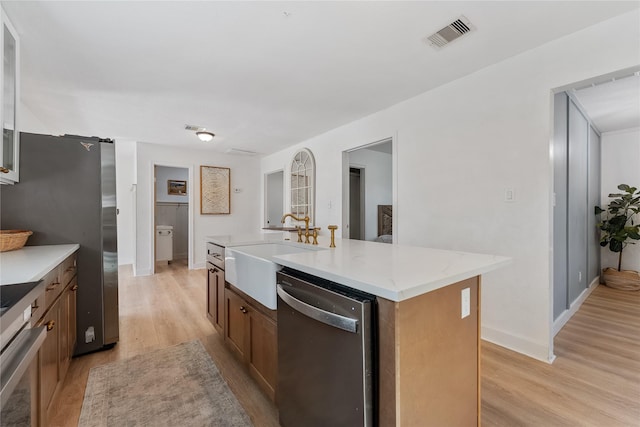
[{"x1": 277, "y1": 284, "x2": 358, "y2": 333}]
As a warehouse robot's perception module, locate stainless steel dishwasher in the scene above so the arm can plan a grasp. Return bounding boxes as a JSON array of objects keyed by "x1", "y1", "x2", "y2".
[{"x1": 276, "y1": 268, "x2": 376, "y2": 427}]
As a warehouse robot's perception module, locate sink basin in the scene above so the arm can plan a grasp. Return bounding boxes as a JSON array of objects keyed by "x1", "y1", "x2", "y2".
[{"x1": 225, "y1": 243, "x2": 317, "y2": 309}]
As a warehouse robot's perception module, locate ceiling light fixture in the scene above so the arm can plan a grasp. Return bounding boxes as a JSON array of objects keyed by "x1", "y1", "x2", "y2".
[{"x1": 196, "y1": 131, "x2": 215, "y2": 142}]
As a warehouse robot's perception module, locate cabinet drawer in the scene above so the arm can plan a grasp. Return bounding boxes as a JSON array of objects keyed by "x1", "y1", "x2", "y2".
[
  {"x1": 59, "y1": 253, "x2": 77, "y2": 287},
  {"x1": 43, "y1": 267, "x2": 63, "y2": 309},
  {"x1": 206, "y1": 243, "x2": 225, "y2": 270}
]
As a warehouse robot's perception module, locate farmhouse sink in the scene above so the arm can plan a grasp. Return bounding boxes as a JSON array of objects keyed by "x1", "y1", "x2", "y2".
[{"x1": 225, "y1": 243, "x2": 319, "y2": 309}]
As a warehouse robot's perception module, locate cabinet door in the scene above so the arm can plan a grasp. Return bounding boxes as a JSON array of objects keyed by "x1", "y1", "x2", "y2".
[
  {"x1": 206, "y1": 263, "x2": 216, "y2": 323},
  {"x1": 39, "y1": 299, "x2": 59, "y2": 420},
  {"x1": 247, "y1": 308, "x2": 278, "y2": 400},
  {"x1": 0, "y1": 7, "x2": 20, "y2": 183},
  {"x1": 224, "y1": 289, "x2": 247, "y2": 361},
  {"x1": 69, "y1": 278, "x2": 78, "y2": 356},
  {"x1": 214, "y1": 269, "x2": 225, "y2": 333},
  {"x1": 58, "y1": 288, "x2": 70, "y2": 381}
]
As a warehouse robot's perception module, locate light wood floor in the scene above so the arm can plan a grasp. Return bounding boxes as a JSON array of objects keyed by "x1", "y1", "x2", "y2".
[{"x1": 49, "y1": 262, "x2": 639, "y2": 426}]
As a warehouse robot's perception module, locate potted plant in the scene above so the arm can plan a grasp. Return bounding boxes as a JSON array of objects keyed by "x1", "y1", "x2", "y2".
[{"x1": 595, "y1": 184, "x2": 640, "y2": 290}]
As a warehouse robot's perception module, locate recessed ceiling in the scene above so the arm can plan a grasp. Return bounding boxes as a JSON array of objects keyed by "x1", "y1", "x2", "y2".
[
  {"x1": 3, "y1": 1, "x2": 638, "y2": 155},
  {"x1": 572, "y1": 73, "x2": 640, "y2": 133}
]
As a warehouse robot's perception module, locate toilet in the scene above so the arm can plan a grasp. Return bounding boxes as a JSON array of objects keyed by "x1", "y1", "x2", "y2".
[{"x1": 156, "y1": 225, "x2": 173, "y2": 263}]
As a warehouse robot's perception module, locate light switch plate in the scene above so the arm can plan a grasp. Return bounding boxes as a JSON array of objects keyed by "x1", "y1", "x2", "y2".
[{"x1": 461, "y1": 288, "x2": 470, "y2": 319}]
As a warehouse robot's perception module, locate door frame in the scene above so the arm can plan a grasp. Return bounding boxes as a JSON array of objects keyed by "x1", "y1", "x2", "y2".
[
  {"x1": 149, "y1": 163, "x2": 194, "y2": 275},
  {"x1": 342, "y1": 136, "x2": 395, "y2": 243}
]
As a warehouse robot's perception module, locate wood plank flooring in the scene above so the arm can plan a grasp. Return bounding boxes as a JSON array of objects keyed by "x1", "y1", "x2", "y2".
[
  {"x1": 49, "y1": 263, "x2": 639, "y2": 426},
  {"x1": 482, "y1": 285, "x2": 640, "y2": 426}
]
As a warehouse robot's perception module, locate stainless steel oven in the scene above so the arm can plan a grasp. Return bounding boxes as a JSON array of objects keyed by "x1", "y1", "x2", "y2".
[{"x1": 0, "y1": 281, "x2": 46, "y2": 427}]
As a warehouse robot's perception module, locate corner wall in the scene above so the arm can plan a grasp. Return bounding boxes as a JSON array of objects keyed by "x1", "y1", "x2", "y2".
[{"x1": 260, "y1": 11, "x2": 640, "y2": 361}]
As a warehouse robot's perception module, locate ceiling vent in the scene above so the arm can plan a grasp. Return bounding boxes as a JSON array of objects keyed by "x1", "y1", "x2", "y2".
[
  {"x1": 184, "y1": 124, "x2": 204, "y2": 132},
  {"x1": 226, "y1": 148, "x2": 258, "y2": 156},
  {"x1": 425, "y1": 15, "x2": 474, "y2": 49}
]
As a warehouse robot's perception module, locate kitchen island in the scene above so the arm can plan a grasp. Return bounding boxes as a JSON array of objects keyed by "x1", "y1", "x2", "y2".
[{"x1": 207, "y1": 233, "x2": 510, "y2": 426}]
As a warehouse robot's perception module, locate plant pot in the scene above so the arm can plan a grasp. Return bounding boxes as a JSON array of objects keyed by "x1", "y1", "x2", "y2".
[{"x1": 601, "y1": 268, "x2": 640, "y2": 291}]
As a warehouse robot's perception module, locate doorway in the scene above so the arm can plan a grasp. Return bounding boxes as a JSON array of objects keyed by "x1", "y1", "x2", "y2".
[
  {"x1": 551, "y1": 67, "x2": 640, "y2": 338},
  {"x1": 154, "y1": 165, "x2": 190, "y2": 272},
  {"x1": 343, "y1": 138, "x2": 393, "y2": 242},
  {"x1": 265, "y1": 170, "x2": 284, "y2": 227},
  {"x1": 349, "y1": 167, "x2": 365, "y2": 240}
]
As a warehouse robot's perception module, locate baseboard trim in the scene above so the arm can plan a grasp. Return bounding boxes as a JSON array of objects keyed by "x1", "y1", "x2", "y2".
[
  {"x1": 553, "y1": 276, "x2": 599, "y2": 336},
  {"x1": 481, "y1": 326, "x2": 553, "y2": 364},
  {"x1": 134, "y1": 268, "x2": 152, "y2": 277}
]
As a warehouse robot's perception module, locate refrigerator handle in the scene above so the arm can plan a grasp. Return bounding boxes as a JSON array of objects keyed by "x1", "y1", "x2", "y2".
[{"x1": 276, "y1": 285, "x2": 358, "y2": 333}]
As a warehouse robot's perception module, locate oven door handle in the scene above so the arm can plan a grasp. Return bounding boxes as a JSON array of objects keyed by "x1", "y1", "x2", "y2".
[
  {"x1": 0, "y1": 326, "x2": 47, "y2": 407},
  {"x1": 277, "y1": 284, "x2": 358, "y2": 333}
]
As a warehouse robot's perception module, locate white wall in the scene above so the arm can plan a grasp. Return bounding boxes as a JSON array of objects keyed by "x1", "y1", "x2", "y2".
[
  {"x1": 600, "y1": 127, "x2": 640, "y2": 272},
  {"x1": 155, "y1": 166, "x2": 189, "y2": 203},
  {"x1": 135, "y1": 142, "x2": 261, "y2": 275},
  {"x1": 261, "y1": 10, "x2": 640, "y2": 362},
  {"x1": 349, "y1": 148, "x2": 392, "y2": 241},
  {"x1": 115, "y1": 139, "x2": 136, "y2": 265}
]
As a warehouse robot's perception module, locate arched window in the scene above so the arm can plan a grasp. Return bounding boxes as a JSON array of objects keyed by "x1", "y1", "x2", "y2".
[{"x1": 290, "y1": 148, "x2": 315, "y2": 224}]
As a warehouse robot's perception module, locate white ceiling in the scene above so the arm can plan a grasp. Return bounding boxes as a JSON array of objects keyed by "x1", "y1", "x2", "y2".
[
  {"x1": 3, "y1": 1, "x2": 638, "y2": 155},
  {"x1": 572, "y1": 73, "x2": 640, "y2": 133}
]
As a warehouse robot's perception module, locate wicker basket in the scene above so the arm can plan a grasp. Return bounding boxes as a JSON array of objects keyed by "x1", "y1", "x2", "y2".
[
  {"x1": 0, "y1": 230, "x2": 33, "y2": 252},
  {"x1": 602, "y1": 268, "x2": 640, "y2": 291}
]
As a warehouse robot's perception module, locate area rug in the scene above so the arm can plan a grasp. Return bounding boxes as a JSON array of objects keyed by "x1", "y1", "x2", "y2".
[{"x1": 78, "y1": 340, "x2": 253, "y2": 427}]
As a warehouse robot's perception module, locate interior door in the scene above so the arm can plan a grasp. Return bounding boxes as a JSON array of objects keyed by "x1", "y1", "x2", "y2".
[{"x1": 567, "y1": 100, "x2": 589, "y2": 303}]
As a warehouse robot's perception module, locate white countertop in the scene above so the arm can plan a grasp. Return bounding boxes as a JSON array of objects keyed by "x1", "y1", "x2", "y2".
[
  {"x1": 208, "y1": 234, "x2": 510, "y2": 302},
  {"x1": 0, "y1": 244, "x2": 80, "y2": 285}
]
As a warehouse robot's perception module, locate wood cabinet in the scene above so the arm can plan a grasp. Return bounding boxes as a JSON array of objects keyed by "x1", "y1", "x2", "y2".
[
  {"x1": 0, "y1": 5, "x2": 20, "y2": 184},
  {"x1": 32, "y1": 252, "x2": 78, "y2": 427},
  {"x1": 38, "y1": 299, "x2": 59, "y2": 423},
  {"x1": 206, "y1": 261, "x2": 224, "y2": 334},
  {"x1": 224, "y1": 285, "x2": 278, "y2": 401}
]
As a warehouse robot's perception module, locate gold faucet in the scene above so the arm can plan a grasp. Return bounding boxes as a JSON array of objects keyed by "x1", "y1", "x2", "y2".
[{"x1": 281, "y1": 213, "x2": 310, "y2": 244}]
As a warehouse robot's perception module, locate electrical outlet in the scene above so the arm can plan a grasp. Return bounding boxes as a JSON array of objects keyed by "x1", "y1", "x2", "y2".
[
  {"x1": 85, "y1": 326, "x2": 95, "y2": 343},
  {"x1": 461, "y1": 288, "x2": 470, "y2": 319},
  {"x1": 504, "y1": 188, "x2": 516, "y2": 202}
]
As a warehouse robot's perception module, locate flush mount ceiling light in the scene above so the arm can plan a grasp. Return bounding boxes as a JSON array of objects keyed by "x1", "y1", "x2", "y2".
[{"x1": 196, "y1": 131, "x2": 215, "y2": 142}]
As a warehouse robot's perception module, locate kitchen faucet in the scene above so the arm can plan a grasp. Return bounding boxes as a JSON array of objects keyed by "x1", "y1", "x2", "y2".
[{"x1": 281, "y1": 213, "x2": 311, "y2": 244}]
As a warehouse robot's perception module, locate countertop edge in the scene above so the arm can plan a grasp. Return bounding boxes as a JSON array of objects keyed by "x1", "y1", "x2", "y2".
[
  {"x1": 274, "y1": 256, "x2": 512, "y2": 302},
  {"x1": 0, "y1": 244, "x2": 80, "y2": 285}
]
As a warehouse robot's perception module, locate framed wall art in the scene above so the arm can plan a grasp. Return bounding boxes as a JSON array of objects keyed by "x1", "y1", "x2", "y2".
[
  {"x1": 200, "y1": 165, "x2": 230, "y2": 214},
  {"x1": 167, "y1": 179, "x2": 187, "y2": 195}
]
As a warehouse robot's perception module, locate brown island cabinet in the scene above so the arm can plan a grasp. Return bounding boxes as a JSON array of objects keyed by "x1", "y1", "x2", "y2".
[{"x1": 206, "y1": 238, "x2": 499, "y2": 426}]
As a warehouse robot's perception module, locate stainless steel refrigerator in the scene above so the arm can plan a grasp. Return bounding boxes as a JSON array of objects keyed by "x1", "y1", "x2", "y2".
[{"x1": 0, "y1": 132, "x2": 119, "y2": 355}]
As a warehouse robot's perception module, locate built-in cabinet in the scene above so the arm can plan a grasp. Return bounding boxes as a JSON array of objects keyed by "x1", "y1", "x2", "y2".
[
  {"x1": 31, "y1": 252, "x2": 78, "y2": 426},
  {"x1": 205, "y1": 242, "x2": 279, "y2": 402},
  {"x1": 1, "y1": 5, "x2": 20, "y2": 184},
  {"x1": 206, "y1": 262, "x2": 225, "y2": 334},
  {"x1": 224, "y1": 285, "x2": 278, "y2": 401},
  {"x1": 553, "y1": 92, "x2": 601, "y2": 323}
]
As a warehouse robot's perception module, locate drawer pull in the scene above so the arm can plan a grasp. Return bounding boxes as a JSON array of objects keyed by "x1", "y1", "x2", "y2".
[
  {"x1": 46, "y1": 320, "x2": 55, "y2": 331},
  {"x1": 46, "y1": 282, "x2": 59, "y2": 291},
  {"x1": 240, "y1": 306, "x2": 248, "y2": 314},
  {"x1": 71, "y1": 284, "x2": 79, "y2": 291}
]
